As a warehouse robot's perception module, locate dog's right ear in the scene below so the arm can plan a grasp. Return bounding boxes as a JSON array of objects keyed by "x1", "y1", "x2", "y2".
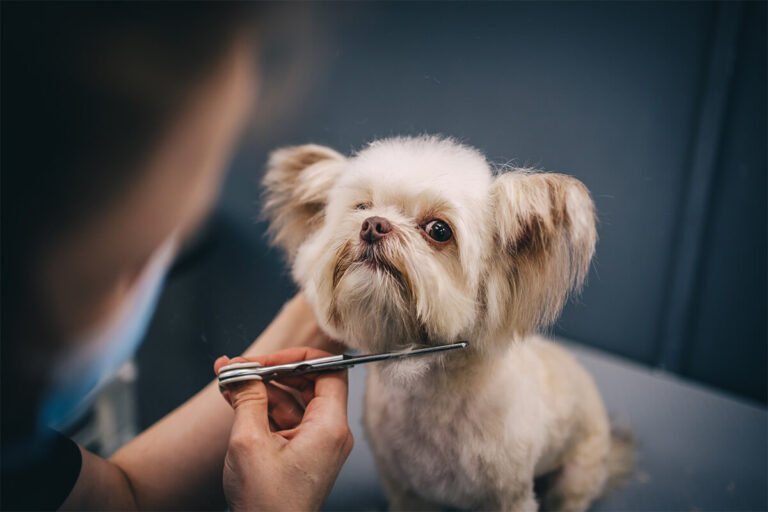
[
  {"x1": 484, "y1": 171, "x2": 597, "y2": 339},
  {"x1": 262, "y1": 144, "x2": 346, "y2": 260}
]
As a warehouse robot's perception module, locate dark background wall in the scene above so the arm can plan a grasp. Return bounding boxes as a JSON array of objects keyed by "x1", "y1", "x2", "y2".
[{"x1": 138, "y1": 1, "x2": 766, "y2": 428}]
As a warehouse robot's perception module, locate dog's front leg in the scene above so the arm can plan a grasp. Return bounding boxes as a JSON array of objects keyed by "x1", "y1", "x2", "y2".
[
  {"x1": 371, "y1": 446, "x2": 441, "y2": 512},
  {"x1": 385, "y1": 486, "x2": 442, "y2": 512},
  {"x1": 488, "y1": 482, "x2": 537, "y2": 512}
]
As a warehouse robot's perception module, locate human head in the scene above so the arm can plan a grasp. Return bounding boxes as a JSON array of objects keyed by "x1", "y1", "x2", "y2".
[{"x1": 1, "y1": 2, "x2": 259, "y2": 430}]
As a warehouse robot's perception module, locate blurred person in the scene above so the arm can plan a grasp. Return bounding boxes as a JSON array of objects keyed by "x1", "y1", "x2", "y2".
[{"x1": 0, "y1": 2, "x2": 352, "y2": 510}]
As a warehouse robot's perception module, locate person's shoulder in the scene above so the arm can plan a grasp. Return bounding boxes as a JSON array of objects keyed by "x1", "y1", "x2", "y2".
[{"x1": 1, "y1": 429, "x2": 82, "y2": 511}]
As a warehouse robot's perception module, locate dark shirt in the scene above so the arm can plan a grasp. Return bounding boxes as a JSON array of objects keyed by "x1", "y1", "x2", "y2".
[{"x1": 1, "y1": 429, "x2": 82, "y2": 511}]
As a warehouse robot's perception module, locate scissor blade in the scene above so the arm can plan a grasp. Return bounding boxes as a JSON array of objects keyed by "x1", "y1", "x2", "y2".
[{"x1": 305, "y1": 341, "x2": 469, "y2": 372}]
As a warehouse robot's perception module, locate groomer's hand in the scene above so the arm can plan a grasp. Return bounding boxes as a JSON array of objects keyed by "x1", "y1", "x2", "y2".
[{"x1": 214, "y1": 348, "x2": 353, "y2": 512}]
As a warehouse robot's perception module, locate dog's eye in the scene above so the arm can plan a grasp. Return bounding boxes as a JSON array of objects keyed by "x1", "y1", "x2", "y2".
[
  {"x1": 424, "y1": 220, "x2": 453, "y2": 243},
  {"x1": 355, "y1": 202, "x2": 371, "y2": 211}
]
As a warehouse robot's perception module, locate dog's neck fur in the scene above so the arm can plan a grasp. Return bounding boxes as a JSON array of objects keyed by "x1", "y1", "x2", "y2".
[{"x1": 371, "y1": 337, "x2": 509, "y2": 392}]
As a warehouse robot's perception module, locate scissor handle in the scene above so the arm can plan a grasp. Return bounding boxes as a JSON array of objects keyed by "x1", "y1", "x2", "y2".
[
  {"x1": 219, "y1": 354, "x2": 344, "y2": 374},
  {"x1": 218, "y1": 354, "x2": 349, "y2": 385}
]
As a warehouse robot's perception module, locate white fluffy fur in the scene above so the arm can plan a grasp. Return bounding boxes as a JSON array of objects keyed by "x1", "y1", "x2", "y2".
[{"x1": 262, "y1": 136, "x2": 627, "y2": 511}]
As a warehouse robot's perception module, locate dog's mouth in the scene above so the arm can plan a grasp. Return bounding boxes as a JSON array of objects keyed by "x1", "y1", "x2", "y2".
[
  {"x1": 328, "y1": 240, "x2": 419, "y2": 352},
  {"x1": 355, "y1": 245, "x2": 405, "y2": 283},
  {"x1": 331, "y1": 240, "x2": 409, "y2": 295}
]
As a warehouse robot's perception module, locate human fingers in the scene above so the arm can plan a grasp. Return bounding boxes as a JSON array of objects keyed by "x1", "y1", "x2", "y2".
[
  {"x1": 220, "y1": 347, "x2": 339, "y2": 393},
  {"x1": 218, "y1": 352, "x2": 326, "y2": 408},
  {"x1": 214, "y1": 355, "x2": 233, "y2": 374},
  {"x1": 264, "y1": 375, "x2": 316, "y2": 405},
  {"x1": 265, "y1": 382, "x2": 305, "y2": 431},
  {"x1": 306, "y1": 368, "x2": 349, "y2": 419},
  {"x1": 292, "y1": 370, "x2": 351, "y2": 452},
  {"x1": 215, "y1": 357, "x2": 273, "y2": 447},
  {"x1": 215, "y1": 355, "x2": 257, "y2": 404}
]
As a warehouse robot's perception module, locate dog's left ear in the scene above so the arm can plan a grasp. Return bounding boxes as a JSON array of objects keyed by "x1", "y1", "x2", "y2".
[
  {"x1": 486, "y1": 171, "x2": 597, "y2": 337},
  {"x1": 262, "y1": 144, "x2": 346, "y2": 260}
]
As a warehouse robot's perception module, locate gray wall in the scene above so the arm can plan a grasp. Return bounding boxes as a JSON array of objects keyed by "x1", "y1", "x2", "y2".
[{"x1": 138, "y1": 1, "x2": 766, "y2": 428}]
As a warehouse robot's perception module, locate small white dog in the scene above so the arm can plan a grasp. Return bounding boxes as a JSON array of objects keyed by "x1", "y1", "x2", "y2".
[{"x1": 262, "y1": 136, "x2": 628, "y2": 512}]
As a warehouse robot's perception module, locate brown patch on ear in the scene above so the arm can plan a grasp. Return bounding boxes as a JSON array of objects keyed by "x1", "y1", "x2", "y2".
[
  {"x1": 508, "y1": 214, "x2": 549, "y2": 256},
  {"x1": 262, "y1": 144, "x2": 346, "y2": 260},
  {"x1": 506, "y1": 176, "x2": 578, "y2": 258},
  {"x1": 546, "y1": 176, "x2": 571, "y2": 228},
  {"x1": 485, "y1": 170, "x2": 597, "y2": 338}
]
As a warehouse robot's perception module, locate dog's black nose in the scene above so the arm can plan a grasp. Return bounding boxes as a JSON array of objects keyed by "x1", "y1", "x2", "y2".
[{"x1": 360, "y1": 216, "x2": 392, "y2": 243}]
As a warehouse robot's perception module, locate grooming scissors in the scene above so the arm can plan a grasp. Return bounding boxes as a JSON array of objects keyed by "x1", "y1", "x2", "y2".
[{"x1": 217, "y1": 342, "x2": 468, "y2": 386}]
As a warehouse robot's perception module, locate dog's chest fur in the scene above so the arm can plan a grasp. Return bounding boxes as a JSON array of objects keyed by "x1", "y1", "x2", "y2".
[{"x1": 363, "y1": 353, "x2": 545, "y2": 508}]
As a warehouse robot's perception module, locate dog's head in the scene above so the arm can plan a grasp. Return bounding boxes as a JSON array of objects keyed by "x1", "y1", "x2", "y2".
[{"x1": 263, "y1": 136, "x2": 596, "y2": 369}]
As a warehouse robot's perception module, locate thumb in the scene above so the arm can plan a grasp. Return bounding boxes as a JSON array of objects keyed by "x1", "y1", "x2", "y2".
[
  {"x1": 229, "y1": 380, "x2": 272, "y2": 442},
  {"x1": 217, "y1": 357, "x2": 271, "y2": 443}
]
